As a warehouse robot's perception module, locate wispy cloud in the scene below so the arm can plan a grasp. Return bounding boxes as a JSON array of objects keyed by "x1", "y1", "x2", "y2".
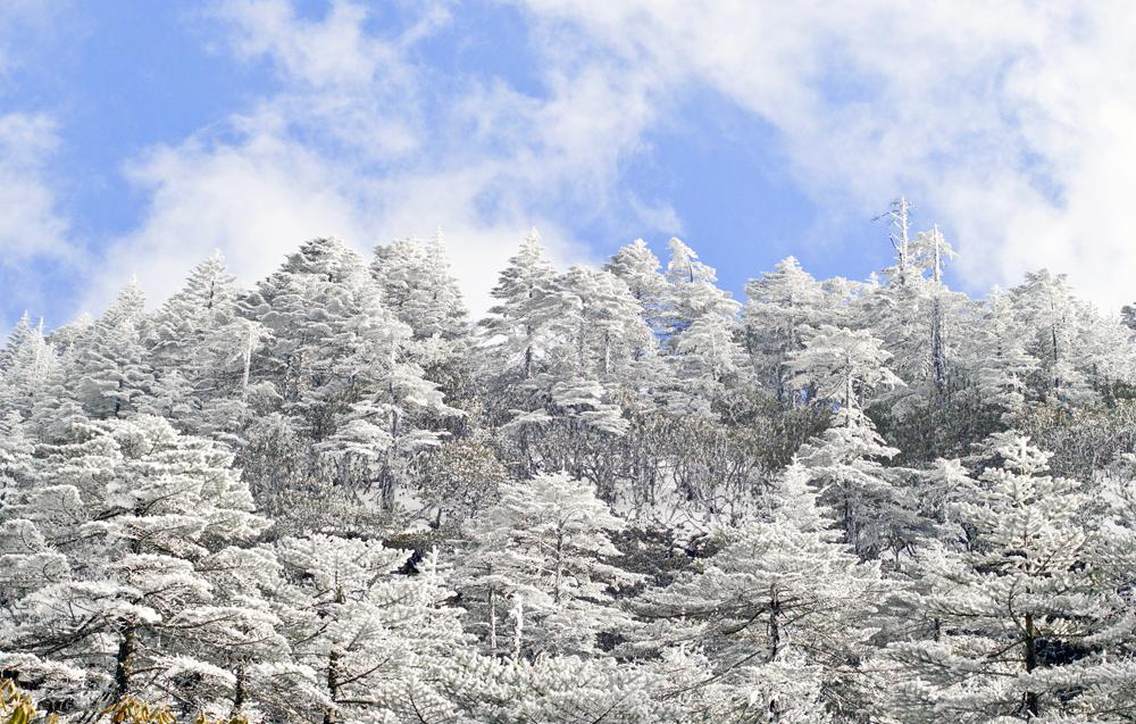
[
  {"x1": 514, "y1": 0, "x2": 1136, "y2": 309},
  {"x1": 90, "y1": 0, "x2": 662, "y2": 315},
  {"x1": 18, "y1": 0, "x2": 1136, "y2": 320},
  {"x1": 0, "y1": 113, "x2": 82, "y2": 316}
]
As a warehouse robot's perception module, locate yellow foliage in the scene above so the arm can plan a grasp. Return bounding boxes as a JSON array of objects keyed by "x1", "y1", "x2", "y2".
[
  {"x1": 0, "y1": 683, "x2": 251, "y2": 724},
  {"x1": 1, "y1": 679, "x2": 38, "y2": 724},
  {"x1": 102, "y1": 696, "x2": 176, "y2": 724}
]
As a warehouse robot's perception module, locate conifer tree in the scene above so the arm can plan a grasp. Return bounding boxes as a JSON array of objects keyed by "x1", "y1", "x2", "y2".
[
  {"x1": 373, "y1": 232, "x2": 469, "y2": 343},
  {"x1": 373, "y1": 233, "x2": 474, "y2": 402},
  {"x1": 662, "y1": 238, "x2": 745, "y2": 415},
  {"x1": 606, "y1": 238, "x2": 671, "y2": 337},
  {"x1": 479, "y1": 230, "x2": 575, "y2": 473},
  {"x1": 70, "y1": 280, "x2": 155, "y2": 420},
  {"x1": 0, "y1": 311, "x2": 33, "y2": 373},
  {"x1": 1010, "y1": 270, "x2": 1097, "y2": 405},
  {"x1": 147, "y1": 251, "x2": 239, "y2": 374},
  {"x1": 461, "y1": 472, "x2": 638, "y2": 657},
  {"x1": 480, "y1": 228, "x2": 564, "y2": 382},
  {"x1": 0, "y1": 318, "x2": 57, "y2": 420},
  {"x1": 885, "y1": 434, "x2": 1128, "y2": 721},
  {"x1": 972, "y1": 288, "x2": 1038, "y2": 421},
  {"x1": 790, "y1": 325, "x2": 916, "y2": 556},
  {"x1": 0, "y1": 416, "x2": 273, "y2": 716},
  {"x1": 273, "y1": 535, "x2": 467, "y2": 722},
  {"x1": 643, "y1": 462, "x2": 888, "y2": 719},
  {"x1": 743, "y1": 256, "x2": 825, "y2": 403}
]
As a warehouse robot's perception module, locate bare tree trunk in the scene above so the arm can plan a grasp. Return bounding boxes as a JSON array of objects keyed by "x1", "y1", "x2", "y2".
[
  {"x1": 1023, "y1": 613, "x2": 1040, "y2": 717},
  {"x1": 488, "y1": 584, "x2": 498, "y2": 655},
  {"x1": 931, "y1": 295, "x2": 946, "y2": 396},
  {"x1": 889, "y1": 196, "x2": 911, "y2": 286},
  {"x1": 323, "y1": 648, "x2": 341, "y2": 724},
  {"x1": 767, "y1": 585, "x2": 781, "y2": 661},
  {"x1": 231, "y1": 664, "x2": 246, "y2": 717},
  {"x1": 113, "y1": 625, "x2": 136, "y2": 702}
]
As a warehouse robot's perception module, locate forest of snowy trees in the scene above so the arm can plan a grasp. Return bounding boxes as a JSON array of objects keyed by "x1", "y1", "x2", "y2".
[{"x1": 4, "y1": 200, "x2": 1136, "y2": 722}]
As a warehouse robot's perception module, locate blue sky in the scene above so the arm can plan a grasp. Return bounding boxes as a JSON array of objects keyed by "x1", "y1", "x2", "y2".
[{"x1": 2, "y1": 1, "x2": 1134, "y2": 328}]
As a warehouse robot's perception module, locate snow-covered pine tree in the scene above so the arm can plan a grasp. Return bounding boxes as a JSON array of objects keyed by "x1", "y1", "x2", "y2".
[
  {"x1": 605, "y1": 238, "x2": 671, "y2": 338},
  {"x1": 372, "y1": 232, "x2": 474, "y2": 403},
  {"x1": 460, "y1": 471, "x2": 639, "y2": 657},
  {"x1": 0, "y1": 416, "x2": 273, "y2": 717},
  {"x1": 971, "y1": 287, "x2": 1038, "y2": 422},
  {"x1": 914, "y1": 225, "x2": 957, "y2": 396},
  {"x1": 0, "y1": 411, "x2": 34, "y2": 497},
  {"x1": 479, "y1": 230, "x2": 576, "y2": 474},
  {"x1": 25, "y1": 342, "x2": 88, "y2": 445},
  {"x1": 525, "y1": 266, "x2": 655, "y2": 492},
  {"x1": 315, "y1": 278, "x2": 459, "y2": 511},
  {"x1": 789, "y1": 324, "x2": 920, "y2": 556},
  {"x1": 743, "y1": 256, "x2": 825, "y2": 404},
  {"x1": 239, "y1": 237, "x2": 375, "y2": 440},
  {"x1": 1010, "y1": 270, "x2": 1097, "y2": 406},
  {"x1": 0, "y1": 312, "x2": 34, "y2": 373},
  {"x1": 558, "y1": 265, "x2": 654, "y2": 391},
  {"x1": 662, "y1": 237, "x2": 745, "y2": 416},
  {"x1": 885, "y1": 433, "x2": 1129, "y2": 720},
  {"x1": 0, "y1": 317, "x2": 57, "y2": 420},
  {"x1": 480, "y1": 228, "x2": 564, "y2": 382},
  {"x1": 147, "y1": 251, "x2": 239, "y2": 375},
  {"x1": 273, "y1": 534, "x2": 467, "y2": 722},
  {"x1": 790, "y1": 324, "x2": 901, "y2": 431},
  {"x1": 69, "y1": 279, "x2": 155, "y2": 420},
  {"x1": 641, "y1": 462, "x2": 888, "y2": 720},
  {"x1": 373, "y1": 232, "x2": 469, "y2": 343}
]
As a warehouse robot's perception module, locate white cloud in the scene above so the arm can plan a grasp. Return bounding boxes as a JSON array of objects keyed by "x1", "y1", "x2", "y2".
[
  {"x1": 0, "y1": 114, "x2": 68, "y2": 255},
  {"x1": 0, "y1": 1, "x2": 77, "y2": 265},
  {"x1": 90, "y1": 0, "x2": 650, "y2": 316},
  {"x1": 0, "y1": 113, "x2": 82, "y2": 317},
  {"x1": 514, "y1": 0, "x2": 1136, "y2": 309},
  {"x1": 96, "y1": 123, "x2": 589, "y2": 316},
  {"x1": 86, "y1": 0, "x2": 1136, "y2": 319},
  {"x1": 93, "y1": 130, "x2": 370, "y2": 309}
]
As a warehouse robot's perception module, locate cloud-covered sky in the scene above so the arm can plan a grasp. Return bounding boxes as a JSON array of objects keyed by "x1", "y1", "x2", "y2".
[{"x1": 3, "y1": 0, "x2": 1135, "y2": 327}]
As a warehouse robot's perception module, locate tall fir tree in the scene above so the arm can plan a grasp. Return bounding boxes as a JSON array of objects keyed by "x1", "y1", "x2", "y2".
[{"x1": 885, "y1": 434, "x2": 1131, "y2": 721}]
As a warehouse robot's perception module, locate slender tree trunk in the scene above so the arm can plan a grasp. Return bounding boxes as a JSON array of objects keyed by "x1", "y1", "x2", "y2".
[
  {"x1": 931, "y1": 298, "x2": 946, "y2": 396},
  {"x1": 553, "y1": 532, "x2": 564, "y2": 604},
  {"x1": 766, "y1": 586, "x2": 784, "y2": 721},
  {"x1": 578, "y1": 322, "x2": 586, "y2": 374},
  {"x1": 602, "y1": 330, "x2": 611, "y2": 377},
  {"x1": 324, "y1": 586, "x2": 347, "y2": 724},
  {"x1": 511, "y1": 599, "x2": 524, "y2": 661},
  {"x1": 241, "y1": 327, "x2": 253, "y2": 395},
  {"x1": 1023, "y1": 613, "x2": 1040, "y2": 717},
  {"x1": 524, "y1": 316, "x2": 534, "y2": 381},
  {"x1": 844, "y1": 361, "x2": 855, "y2": 427},
  {"x1": 113, "y1": 625, "x2": 136, "y2": 702},
  {"x1": 488, "y1": 584, "x2": 498, "y2": 655},
  {"x1": 931, "y1": 226, "x2": 947, "y2": 396},
  {"x1": 324, "y1": 648, "x2": 341, "y2": 724},
  {"x1": 1051, "y1": 325, "x2": 1060, "y2": 392},
  {"x1": 114, "y1": 377, "x2": 124, "y2": 418},
  {"x1": 231, "y1": 664, "x2": 246, "y2": 717},
  {"x1": 891, "y1": 196, "x2": 911, "y2": 286},
  {"x1": 767, "y1": 585, "x2": 781, "y2": 661}
]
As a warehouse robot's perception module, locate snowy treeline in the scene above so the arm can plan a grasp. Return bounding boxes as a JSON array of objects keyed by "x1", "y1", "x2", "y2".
[{"x1": 4, "y1": 202, "x2": 1136, "y2": 722}]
